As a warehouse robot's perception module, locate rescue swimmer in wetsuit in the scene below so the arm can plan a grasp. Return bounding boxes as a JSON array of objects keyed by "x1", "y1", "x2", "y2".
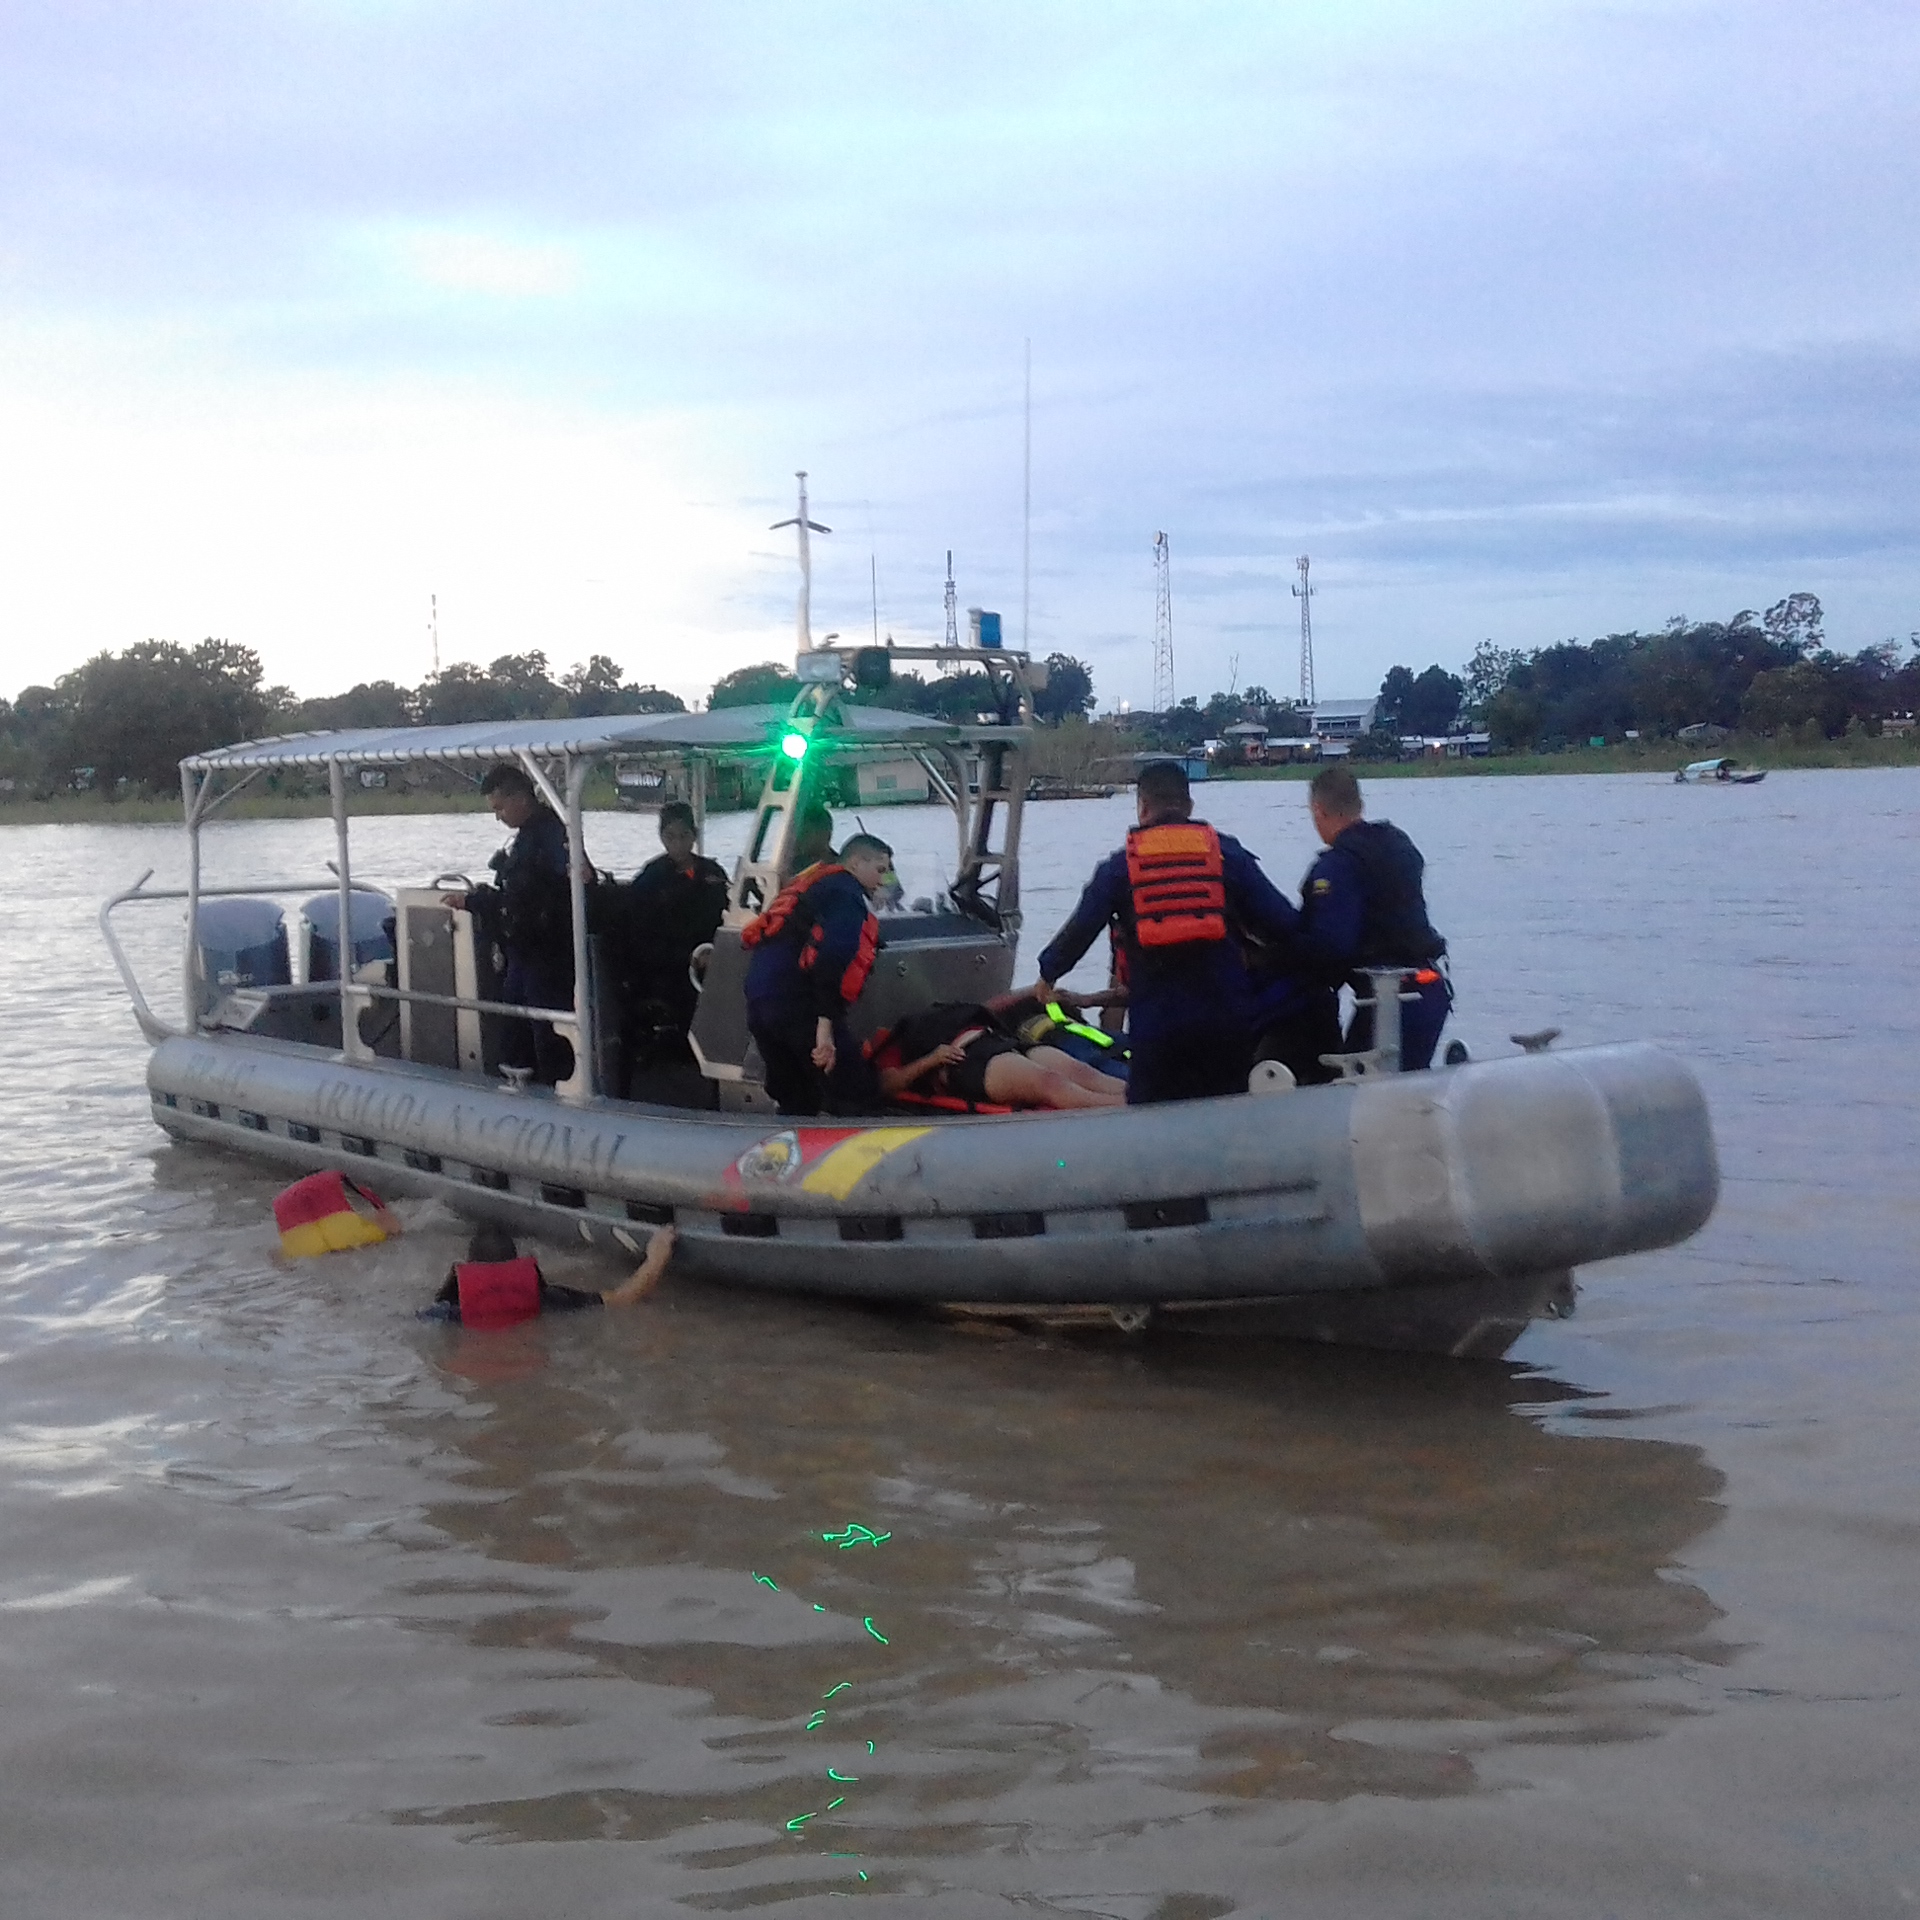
[
  {"x1": 1030, "y1": 760, "x2": 1302, "y2": 1104},
  {"x1": 1249, "y1": 764, "x2": 1451, "y2": 1083},
  {"x1": 442, "y1": 763, "x2": 582, "y2": 1087},
  {"x1": 621, "y1": 801, "x2": 729, "y2": 1084},
  {"x1": 741, "y1": 831, "x2": 893, "y2": 1115},
  {"x1": 421, "y1": 1222, "x2": 676, "y2": 1327}
]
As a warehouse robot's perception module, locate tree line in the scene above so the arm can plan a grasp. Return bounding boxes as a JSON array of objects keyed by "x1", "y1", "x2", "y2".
[
  {"x1": 1118, "y1": 593, "x2": 1919, "y2": 758},
  {"x1": 7, "y1": 593, "x2": 1914, "y2": 800},
  {"x1": 0, "y1": 641, "x2": 1099, "y2": 799},
  {"x1": 1384, "y1": 594, "x2": 1920, "y2": 752},
  {"x1": 0, "y1": 646, "x2": 685, "y2": 798}
]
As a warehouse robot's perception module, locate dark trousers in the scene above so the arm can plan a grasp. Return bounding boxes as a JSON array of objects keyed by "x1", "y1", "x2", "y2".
[
  {"x1": 1345, "y1": 971, "x2": 1453, "y2": 1071},
  {"x1": 748, "y1": 1007, "x2": 872, "y2": 1116},
  {"x1": 1126, "y1": 1025, "x2": 1253, "y2": 1105},
  {"x1": 501, "y1": 955, "x2": 576, "y2": 1087}
]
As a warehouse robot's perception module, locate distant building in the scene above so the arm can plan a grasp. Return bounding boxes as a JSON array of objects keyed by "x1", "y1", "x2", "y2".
[
  {"x1": 1222, "y1": 721, "x2": 1270, "y2": 763},
  {"x1": 1311, "y1": 698, "x2": 1378, "y2": 740},
  {"x1": 1399, "y1": 733, "x2": 1493, "y2": 760},
  {"x1": 1677, "y1": 722, "x2": 1732, "y2": 744},
  {"x1": 855, "y1": 757, "x2": 932, "y2": 806},
  {"x1": 1131, "y1": 751, "x2": 1210, "y2": 782},
  {"x1": 1265, "y1": 736, "x2": 1320, "y2": 764}
]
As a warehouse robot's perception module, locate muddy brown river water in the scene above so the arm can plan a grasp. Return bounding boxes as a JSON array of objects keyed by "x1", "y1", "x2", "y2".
[{"x1": 2, "y1": 770, "x2": 1916, "y2": 1917}]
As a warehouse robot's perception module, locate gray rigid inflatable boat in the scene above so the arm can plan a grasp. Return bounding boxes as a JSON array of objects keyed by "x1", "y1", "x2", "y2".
[
  {"x1": 147, "y1": 1030, "x2": 1716, "y2": 1359},
  {"x1": 112, "y1": 623, "x2": 1721, "y2": 1361}
]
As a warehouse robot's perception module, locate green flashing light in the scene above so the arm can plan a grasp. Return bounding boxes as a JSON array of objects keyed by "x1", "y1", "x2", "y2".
[{"x1": 780, "y1": 730, "x2": 809, "y2": 761}]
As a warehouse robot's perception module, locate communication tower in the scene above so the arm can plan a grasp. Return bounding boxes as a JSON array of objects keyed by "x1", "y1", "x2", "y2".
[
  {"x1": 770, "y1": 471, "x2": 831, "y2": 650},
  {"x1": 944, "y1": 549, "x2": 958, "y2": 647},
  {"x1": 1152, "y1": 532, "x2": 1175, "y2": 711},
  {"x1": 430, "y1": 593, "x2": 439, "y2": 677},
  {"x1": 1292, "y1": 554, "x2": 1316, "y2": 709}
]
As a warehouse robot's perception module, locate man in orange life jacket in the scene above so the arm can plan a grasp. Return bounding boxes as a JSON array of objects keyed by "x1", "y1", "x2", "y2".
[
  {"x1": 1249, "y1": 764, "x2": 1451, "y2": 1080},
  {"x1": 742, "y1": 831, "x2": 894, "y2": 1115},
  {"x1": 1032, "y1": 761, "x2": 1302, "y2": 1104}
]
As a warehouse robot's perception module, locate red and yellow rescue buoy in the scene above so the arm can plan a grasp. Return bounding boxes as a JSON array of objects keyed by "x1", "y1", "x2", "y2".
[{"x1": 272, "y1": 1170, "x2": 397, "y2": 1258}]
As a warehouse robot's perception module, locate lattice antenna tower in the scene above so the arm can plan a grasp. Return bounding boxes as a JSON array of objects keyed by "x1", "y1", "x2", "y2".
[
  {"x1": 944, "y1": 549, "x2": 958, "y2": 647},
  {"x1": 1152, "y1": 532, "x2": 1175, "y2": 711},
  {"x1": 1291, "y1": 554, "x2": 1316, "y2": 709}
]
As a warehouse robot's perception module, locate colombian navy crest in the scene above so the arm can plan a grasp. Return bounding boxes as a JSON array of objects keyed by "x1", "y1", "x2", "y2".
[{"x1": 734, "y1": 1130, "x2": 804, "y2": 1184}]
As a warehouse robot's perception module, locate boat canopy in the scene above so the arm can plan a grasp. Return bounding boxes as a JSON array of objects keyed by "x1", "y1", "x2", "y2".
[{"x1": 182, "y1": 701, "x2": 975, "y2": 773}]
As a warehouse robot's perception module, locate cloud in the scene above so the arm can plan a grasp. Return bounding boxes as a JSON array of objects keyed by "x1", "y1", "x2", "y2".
[
  {"x1": 0, "y1": 0, "x2": 1916, "y2": 707},
  {"x1": 395, "y1": 229, "x2": 583, "y2": 300}
]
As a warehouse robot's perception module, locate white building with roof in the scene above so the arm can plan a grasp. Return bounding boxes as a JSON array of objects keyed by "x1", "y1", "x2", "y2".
[{"x1": 1310, "y1": 698, "x2": 1379, "y2": 740}]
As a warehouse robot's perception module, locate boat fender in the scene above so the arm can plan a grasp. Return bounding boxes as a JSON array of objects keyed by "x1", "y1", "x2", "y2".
[
  {"x1": 455, "y1": 1256, "x2": 543, "y2": 1328},
  {"x1": 273, "y1": 1169, "x2": 397, "y2": 1259}
]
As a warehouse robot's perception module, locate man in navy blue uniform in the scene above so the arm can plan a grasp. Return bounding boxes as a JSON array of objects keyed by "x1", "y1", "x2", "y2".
[
  {"x1": 624, "y1": 801, "x2": 730, "y2": 1062},
  {"x1": 742, "y1": 831, "x2": 894, "y2": 1115},
  {"x1": 444, "y1": 763, "x2": 580, "y2": 1086},
  {"x1": 1031, "y1": 761, "x2": 1301, "y2": 1105},
  {"x1": 1251, "y1": 764, "x2": 1450, "y2": 1080}
]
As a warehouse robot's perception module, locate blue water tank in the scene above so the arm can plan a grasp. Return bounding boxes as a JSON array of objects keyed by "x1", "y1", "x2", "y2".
[
  {"x1": 303, "y1": 889, "x2": 395, "y2": 982},
  {"x1": 196, "y1": 899, "x2": 290, "y2": 1006},
  {"x1": 967, "y1": 607, "x2": 1004, "y2": 650}
]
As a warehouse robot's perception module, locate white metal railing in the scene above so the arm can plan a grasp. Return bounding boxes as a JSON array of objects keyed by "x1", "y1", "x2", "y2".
[{"x1": 100, "y1": 874, "x2": 581, "y2": 1088}]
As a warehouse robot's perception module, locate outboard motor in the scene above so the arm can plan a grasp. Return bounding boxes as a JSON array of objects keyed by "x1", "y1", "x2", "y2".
[
  {"x1": 303, "y1": 889, "x2": 395, "y2": 983},
  {"x1": 194, "y1": 898, "x2": 290, "y2": 1016}
]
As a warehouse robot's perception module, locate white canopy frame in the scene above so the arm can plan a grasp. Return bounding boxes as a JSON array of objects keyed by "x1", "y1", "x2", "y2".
[{"x1": 144, "y1": 673, "x2": 1034, "y2": 1106}]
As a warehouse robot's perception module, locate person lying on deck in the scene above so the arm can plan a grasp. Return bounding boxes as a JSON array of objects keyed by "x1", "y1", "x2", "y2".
[{"x1": 866, "y1": 1002, "x2": 1127, "y2": 1111}]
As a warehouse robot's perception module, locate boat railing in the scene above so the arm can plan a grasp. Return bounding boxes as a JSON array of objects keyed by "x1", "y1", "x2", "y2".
[
  {"x1": 102, "y1": 873, "x2": 580, "y2": 1081},
  {"x1": 102, "y1": 871, "x2": 344, "y2": 1044}
]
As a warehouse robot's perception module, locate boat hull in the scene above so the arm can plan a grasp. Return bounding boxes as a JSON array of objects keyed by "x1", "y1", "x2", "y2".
[{"x1": 145, "y1": 1034, "x2": 1717, "y2": 1358}]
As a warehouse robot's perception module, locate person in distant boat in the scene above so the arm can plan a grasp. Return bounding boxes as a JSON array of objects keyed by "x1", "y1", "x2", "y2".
[
  {"x1": 866, "y1": 1001, "x2": 1127, "y2": 1111},
  {"x1": 1031, "y1": 760, "x2": 1301, "y2": 1105},
  {"x1": 622, "y1": 801, "x2": 729, "y2": 1074},
  {"x1": 1250, "y1": 764, "x2": 1450, "y2": 1080},
  {"x1": 421, "y1": 1222, "x2": 676, "y2": 1327},
  {"x1": 442, "y1": 763, "x2": 581, "y2": 1086},
  {"x1": 742, "y1": 831, "x2": 894, "y2": 1115}
]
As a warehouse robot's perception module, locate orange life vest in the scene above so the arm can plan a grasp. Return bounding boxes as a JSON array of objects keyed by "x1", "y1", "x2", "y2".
[
  {"x1": 740, "y1": 861, "x2": 880, "y2": 1006},
  {"x1": 1124, "y1": 821, "x2": 1228, "y2": 949},
  {"x1": 740, "y1": 861, "x2": 844, "y2": 950},
  {"x1": 455, "y1": 1256, "x2": 543, "y2": 1329}
]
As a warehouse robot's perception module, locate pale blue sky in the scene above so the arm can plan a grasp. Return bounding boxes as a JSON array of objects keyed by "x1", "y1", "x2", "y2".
[{"x1": 2, "y1": 0, "x2": 1915, "y2": 709}]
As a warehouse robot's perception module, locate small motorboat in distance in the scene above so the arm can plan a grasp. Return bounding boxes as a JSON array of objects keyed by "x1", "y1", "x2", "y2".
[
  {"x1": 1675, "y1": 757, "x2": 1766, "y2": 784},
  {"x1": 99, "y1": 501, "x2": 1719, "y2": 1363}
]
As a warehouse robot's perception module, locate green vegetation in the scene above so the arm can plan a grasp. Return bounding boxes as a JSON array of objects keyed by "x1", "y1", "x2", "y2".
[
  {"x1": 0, "y1": 641, "x2": 1098, "y2": 812},
  {"x1": 0, "y1": 646, "x2": 683, "y2": 806},
  {"x1": 1126, "y1": 592, "x2": 1919, "y2": 767},
  {"x1": 5, "y1": 586, "x2": 1915, "y2": 825}
]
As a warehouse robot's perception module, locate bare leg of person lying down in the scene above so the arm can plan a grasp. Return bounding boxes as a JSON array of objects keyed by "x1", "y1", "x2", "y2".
[
  {"x1": 980, "y1": 1049, "x2": 1127, "y2": 1109},
  {"x1": 1022, "y1": 1045, "x2": 1128, "y2": 1097}
]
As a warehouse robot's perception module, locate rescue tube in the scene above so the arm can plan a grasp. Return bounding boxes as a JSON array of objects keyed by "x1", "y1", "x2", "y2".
[
  {"x1": 455, "y1": 1256, "x2": 543, "y2": 1328},
  {"x1": 272, "y1": 1169, "x2": 396, "y2": 1258}
]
